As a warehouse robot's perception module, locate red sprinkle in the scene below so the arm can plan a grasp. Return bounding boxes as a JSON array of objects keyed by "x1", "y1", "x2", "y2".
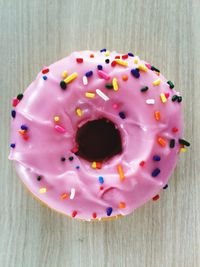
[
  {"x1": 152, "y1": 195, "x2": 160, "y2": 201},
  {"x1": 139, "y1": 161, "x2": 145, "y2": 167},
  {"x1": 23, "y1": 134, "x2": 29, "y2": 141},
  {"x1": 72, "y1": 210, "x2": 77, "y2": 217},
  {"x1": 76, "y1": 58, "x2": 83, "y2": 63},
  {"x1": 12, "y1": 98, "x2": 20, "y2": 107},
  {"x1": 100, "y1": 186, "x2": 104, "y2": 190},
  {"x1": 145, "y1": 63, "x2": 151, "y2": 69},
  {"x1": 122, "y1": 54, "x2": 128, "y2": 59},
  {"x1": 42, "y1": 68, "x2": 49, "y2": 74},
  {"x1": 165, "y1": 93, "x2": 170, "y2": 98},
  {"x1": 172, "y1": 127, "x2": 179, "y2": 133},
  {"x1": 71, "y1": 147, "x2": 78, "y2": 153},
  {"x1": 111, "y1": 61, "x2": 117, "y2": 67},
  {"x1": 115, "y1": 56, "x2": 120, "y2": 59},
  {"x1": 92, "y1": 212, "x2": 97, "y2": 219}
]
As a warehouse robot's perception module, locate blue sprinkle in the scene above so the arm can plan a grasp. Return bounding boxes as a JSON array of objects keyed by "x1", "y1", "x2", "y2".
[
  {"x1": 76, "y1": 166, "x2": 80, "y2": 169},
  {"x1": 10, "y1": 143, "x2": 16, "y2": 148},
  {"x1": 85, "y1": 71, "x2": 93, "y2": 77},
  {"x1": 119, "y1": 111, "x2": 126, "y2": 119},
  {"x1": 21, "y1": 125, "x2": 28, "y2": 131},
  {"x1": 106, "y1": 207, "x2": 113, "y2": 216},
  {"x1": 100, "y1": 48, "x2": 106, "y2": 52},
  {"x1": 98, "y1": 176, "x2": 104, "y2": 184},
  {"x1": 153, "y1": 155, "x2": 161, "y2": 161},
  {"x1": 152, "y1": 168, "x2": 161, "y2": 177},
  {"x1": 131, "y1": 68, "x2": 140, "y2": 78},
  {"x1": 43, "y1": 75, "x2": 47, "y2": 80},
  {"x1": 128, "y1": 52, "x2": 134, "y2": 57},
  {"x1": 163, "y1": 184, "x2": 168, "y2": 189},
  {"x1": 11, "y1": 110, "x2": 16, "y2": 118},
  {"x1": 97, "y1": 65, "x2": 103, "y2": 70}
]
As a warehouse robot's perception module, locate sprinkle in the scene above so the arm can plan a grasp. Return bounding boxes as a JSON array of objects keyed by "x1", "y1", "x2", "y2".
[
  {"x1": 61, "y1": 157, "x2": 66, "y2": 162},
  {"x1": 172, "y1": 95, "x2": 182, "y2": 102},
  {"x1": 90, "y1": 54, "x2": 94, "y2": 58},
  {"x1": 70, "y1": 188, "x2": 76, "y2": 199},
  {"x1": 138, "y1": 64, "x2": 148, "y2": 72},
  {"x1": 128, "y1": 52, "x2": 134, "y2": 57},
  {"x1": 105, "y1": 84, "x2": 113, "y2": 89},
  {"x1": 115, "y1": 59, "x2": 128, "y2": 67},
  {"x1": 100, "y1": 48, "x2": 106, "y2": 52},
  {"x1": 12, "y1": 98, "x2": 20, "y2": 107},
  {"x1": 11, "y1": 110, "x2": 16, "y2": 118},
  {"x1": 151, "y1": 66, "x2": 160, "y2": 72},
  {"x1": 117, "y1": 164, "x2": 125, "y2": 181},
  {"x1": 21, "y1": 125, "x2": 28, "y2": 131},
  {"x1": 179, "y1": 139, "x2": 190, "y2": 147},
  {"x1": 169, "y1": 139, "x2": 175, "y2": 148},
  {"x1": 146, "y1": 99, "x2": 155, "y2": 105},
  {"x1": 71, "y1": 146, "x2": 78, "y2": 153},
  {"x1": 97, "y1": 65, "x2": 103, "y2": 70},
  {"x1": 119, "y1": 202, "x2": 126, "y2": 209},
  {"x1": 72, "y1": 210, "x2": 77, "y2": 217},
  {"x1": 64, "y1": 72, "x2": 78, "y2": 84},
  {"x1": 85, "y1": 92, "x2": 95, "y2": 98},
  {"x1": 172, "y1": 127, "x2": 179, "y2": 133},
  {"x1": 76, "y1": 58, "x2": 83, "y2": 63},
  {"x1": 82, "y1": 76, "x2": 88, "y2": 85},
  {"x1": 152, "y1": 79, "x2": 161, "y2": 86},
  {"x1": 145, "y1": 63, "x2": 151, "y2": 69},
  {"x1": 163, "y1": 184, "x2": 168, "y2": 189},
  {"x1": 18, "y1": 129, "x2": 26, "y2": 135},
  {"x1": 60, "y1": 80, "x2": 67, "y2": 90},
  {"x1": 119, "y1": 111, "x2": 126, "y2": 119},
  {"x1": 139, "y1": 161, "x2": 145, "y2": 167},
  {"x1": 153, "y1": 155, "x2": 161, "y2": 161},
  {"x1": 160, "y1": 93, "x2": 167, "y2": 103},
  {"x1": 54, "y1": 116, "x2": 60, "y2": 122},
  {"x1": 105, "y1": 59, "x2": 110, "y2": 64},
  {"x1": 140, "y1": 86, "x2": 148, "y2": 92},
  {"x1": 97, "y1": 70, "x2": 110, "y2": 80},
  {"x1": 68, "y1": 156, "x2": 74, "y2": 161},
  {"x1": 131, "y1": 68, "x2": 140, "y2": 78},
  {"x1": 60, "y1": 193, "x2": 69, "y2": 200},
  {"x1": 62, "y1": 71, "x2": 68, "y2": 78},
  {"x1": 122, "y1": 75, "x2": 128, "y2": 81},
  {"x1": 113, "y1": 103, "x2": 119, "y2": 109},
  {"x1": 85, "y1": 70, "x2": 93, "y2": 77},
  {"x1": 76, "y1": 166, "x2": 80, "y2": 169},
  {"x1": 37, "y1": 176, "x2": 42, "y2": 181},
  {"x1": 39, "y1": 187, "x2": 47, "y2": 194},
  {"x1": 152, "y1": 194, "x2": 160, "y2": 201},
  {"x1": 17, "y1": 94, "x2": 23, "y2": 100},
  {"x1": 100, "y1": 186, "x2": 104, "y2": 190},
  {"x1": 111, "y1": 60, "x2": 117, "y2": 67},
  {"x1": 54, "y1": 125, "x2": 66, "y2": 133},
  {"x1": 76, "y1": 108, "x2": 83, "y2": 116},
  {"x1": 42, "y1": 68, "x2": 49, "y2": 74},
  {"x1": 167, "y1": 81, "x2": 174, "y2": 89},
  {"x1": 157, "y1": 137, "x2": 167, "y2": 147},
  {"x1": 98, "y1": 176, "x2": 104, "y2": 184},
  {"x1": 134, "y1": 58, "x2": 138, "y2": 64},
  {"x1": 178, "y1": 96, "x2": 182, "y2": 102},
  {"x1": 122, "y1": 54, "x2": 128, "y2": 59},
  {"x1": 96, "y1": 89, "x2": 109, "y2": 101},
  {"x1": 106, "y1": 207, "x2": 113, "y2": 216},
  {"x1": 42, "y1": 76, "x2": 47, "y2": 80},
  {"x1": 154, "y1": 111, "x2": 161, "y2": 121},
  {"x1": 92, "y1": 212, "x2": 97, "y2": 219},
  {"x1": 152, "y1": 168, "x2": 161, "y2": 177},
  {"x1": 105, "y1": 50, "x2": 110, "y2": 56},
  {"x1": 180, "y1": 147, "x2": 187, "y2": 153},
  {"x1": 165, "y1": 93, "x2": 170, "y2": 98},
  {"x1": 115, "y1": 56, "x2": 120, "y2": 59},
  {"x1": 10, "y1": 143, "x2": 16, "y2": 148},
  {"x1": 112, "y1": 78, "x2": 119, "y2": 91}
]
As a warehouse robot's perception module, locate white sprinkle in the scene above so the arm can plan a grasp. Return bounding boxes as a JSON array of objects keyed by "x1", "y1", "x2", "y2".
[
  {"x1": 82, "y1": 76, "x2": 88, "y2": 85},
  {"x1": 146, "y1": 99, "x2": 155, "y2": 105},
  {"x1": 96, "y1": 89, "x2": 109, "y2": 101},
  {"x1": 70, "y1": 188, "x2": 76, "y2": 199}
]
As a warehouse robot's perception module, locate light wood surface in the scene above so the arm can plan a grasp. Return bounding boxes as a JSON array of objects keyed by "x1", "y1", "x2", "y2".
[{"x1": 0, "y1": 0, "x2": 200, "y2": 266}]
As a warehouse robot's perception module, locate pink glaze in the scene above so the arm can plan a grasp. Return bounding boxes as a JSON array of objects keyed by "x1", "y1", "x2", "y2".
[{"x1": 9, "y1": 50, "x2": 183, "y2": 221}]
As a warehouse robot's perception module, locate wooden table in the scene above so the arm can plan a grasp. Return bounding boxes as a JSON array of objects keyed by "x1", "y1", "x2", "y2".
[{"x1": 1, "y1": 0, "x2": 199, "y2": 266}]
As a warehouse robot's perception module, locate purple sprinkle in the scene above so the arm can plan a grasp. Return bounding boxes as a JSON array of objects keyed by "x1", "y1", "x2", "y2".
[
  {"x1": 152, "y1": 168, "x2": 161, "y2": 177},
  {"x1": 10, "y1": 143, "x2": 16, "y2": 148},
  {"x1": 128, "y1": 52, "x2": 134, "y2": 57},
  {"x1": 85, "y1": 71, "x2": 93, "y2": 77},
  {"x1": 131, "y1": 68, "x2": 140, "y2": 78},
  {"x1": 21, "y1": 125, "x2": 28, "y2": 131},
  {"x1": 100, "y1": 48, "x2": 106, "y2": 52},
  {"x1": 97, "y1": 65, "x2": 103, "y2": 70},
  {"x1": 163, "y1": 184, "x2": 168, "y2": 189},
  {"x1": 76, "y1": 166, "x2": 80, "y2": 169},
  {"x1": 119, "y1": 111, "x2": 126, "y2": 119},
  {"x1": 11, "y1": 110, "x2": 16, "y2": 118},
  {"x1": 106, "y1": 207, "x2": 113, "y2": 216},
  {"x1": 153, "y1": 155, "x2": 161, "y2": 161}
]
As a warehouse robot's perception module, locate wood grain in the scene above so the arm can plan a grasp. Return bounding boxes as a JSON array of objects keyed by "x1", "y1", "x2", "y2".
[{"x1": 0, "y1": 0, "x2": 200, "y2": 266}]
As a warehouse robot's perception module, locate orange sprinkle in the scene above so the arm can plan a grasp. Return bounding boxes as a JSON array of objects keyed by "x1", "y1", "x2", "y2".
[
  {"x1": 122, "y1": 75, "x2": 128, "y2": 81},
  {"x1": 157, "y1": 137, "x2": 167, "y2": 147},
  {"x1": 154, "y1": 111, "x2": 161, "y2": 121},
  {"x1": 18, "y1": 129, "x2": 26, "y2": 135},
  {"x1": 117, "y1": 164, "x2": 125, "y2": 181},
  {"x1": 119, "y1": 202, "x2": 126, "y2": 209},
  {"x1": 96, "y1": 162, "x2": 102, "y2": 169},
  {"x1": 60, "y1": 193, "x2": 69, "y2": 200},
  {"x1": 90, "y1": 54, "x2": 94, "y2": 58}
]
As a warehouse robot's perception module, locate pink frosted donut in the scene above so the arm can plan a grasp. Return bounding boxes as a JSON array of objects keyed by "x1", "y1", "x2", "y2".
[{"x1": 9, "y1": 49, "x2": 190, "y2": 221}]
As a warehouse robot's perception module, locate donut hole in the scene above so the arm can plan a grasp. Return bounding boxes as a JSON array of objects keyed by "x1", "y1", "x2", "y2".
[{"x1": 76, "y1": 118, "x2": 122, "y2": 162}]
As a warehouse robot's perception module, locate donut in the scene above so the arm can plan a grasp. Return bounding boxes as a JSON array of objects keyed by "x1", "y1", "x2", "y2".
[{"x1": 9, "y1": 49, "x2": 190, "y2": 221}]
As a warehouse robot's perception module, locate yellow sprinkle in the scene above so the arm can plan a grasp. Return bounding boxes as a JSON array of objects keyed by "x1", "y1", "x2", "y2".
[
  {"x1": 91, "y1": 162, "x2": 97, "y2": 169},
  {"x1": 138, "y1": 64, "x2": 148, "y2": 72},
  {"x1": 105, "y1": 50, "x2": 110, "y2": 56},
  {"x1": 54, "y1": 116, "x2": 60, "y2": 122},
  {"x1": 180, "y1": 147, "x2": 187, "y2": 153},
  {"x1": 39, "y1": 187, "x2": 47, "y2": 194},
  {"x1": 152, "y1": 79, "x2": 161, "y2": 86},
  {"x1": 62, "y1": 71, "x2": 68, "y2": 79},
  {"x1": 75, "y1": 108, "x2": 82, "y2": 117},
  {"x1": 115, "y1": 59, "x2": 128, "y2": 67},
  {"x1": 85, "y1": 92, "x2": 95, "y2": 98},
  {"x1": 134, "y1": 58, "x2": 138, "y2": 64},
  {"x1": 160, "y1": 93, "x2": 167, "y2": 103},
  {"x1": 64, "y1": 72, "x2": 78, "y2": 84},
  {"x1": 112, "y1": 78, "x2": 119, "y2": 91},
  {"x1": 117, "y1": 164, "x2": 125, "y2": 181}
]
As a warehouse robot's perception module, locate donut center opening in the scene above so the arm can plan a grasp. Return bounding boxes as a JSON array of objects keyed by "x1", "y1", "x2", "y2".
[{"x1": 75, "y1": 118, "x2": 122, "y2": 162}]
